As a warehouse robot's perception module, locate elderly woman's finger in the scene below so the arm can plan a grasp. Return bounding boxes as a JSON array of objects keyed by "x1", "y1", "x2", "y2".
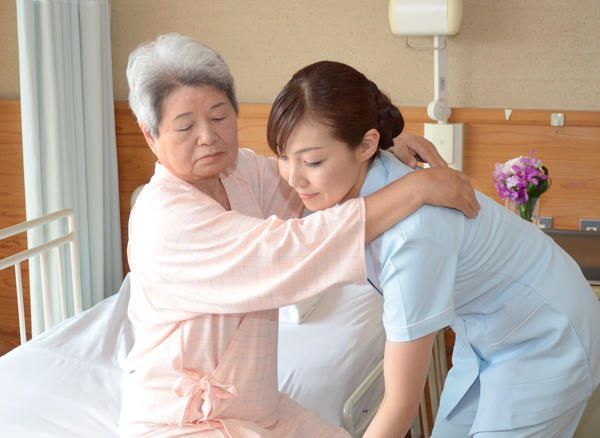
[
  {"x1": 393, "y1": 131, "x2": 448, "y2": 168},
  {"x1": 463, "y1": 176, "x2": 481, "y2": 218},
  {"x1": 391, "y1": 140, "x2": 418, "y2": 168}
]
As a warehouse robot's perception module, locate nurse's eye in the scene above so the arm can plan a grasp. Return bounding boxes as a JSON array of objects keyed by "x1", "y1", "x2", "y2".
[
  {"x1": 304, "y1": 161, "x2": 322, "y2": 167},
  {"x1": 212, "y1": 116, "x2": 226, "y2": 122},
  {"x1": 277, "y1": 155, "x2": 288, "y2": 161}
]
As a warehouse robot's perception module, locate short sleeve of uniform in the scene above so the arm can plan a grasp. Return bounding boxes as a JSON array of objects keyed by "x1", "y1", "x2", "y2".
[{"x1": 375, "y1": 227, "x2": 458, "y2": 342}]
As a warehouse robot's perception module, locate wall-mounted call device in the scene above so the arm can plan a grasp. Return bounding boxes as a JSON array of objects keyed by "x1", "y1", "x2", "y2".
[{"x1": 389, "y1": 0, "x2": 464, "y2": 169}]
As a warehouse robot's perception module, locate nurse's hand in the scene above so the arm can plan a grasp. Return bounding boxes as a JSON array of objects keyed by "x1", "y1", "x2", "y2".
[
  {"x1": 414, "y1": 167, "x2": 480, "y2": 218},
  {"x1": 391, "y1": 131, "x2": 447, "y2": 169}
]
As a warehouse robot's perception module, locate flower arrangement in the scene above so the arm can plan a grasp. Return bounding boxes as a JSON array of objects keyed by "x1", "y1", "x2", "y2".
[{"x1": 492, "y1": 150, "x2": 551, "y2": 222}]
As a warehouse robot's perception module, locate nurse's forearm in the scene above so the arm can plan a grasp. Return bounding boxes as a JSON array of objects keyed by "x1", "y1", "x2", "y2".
[
  {"x1": 363, "y1": 336, "x2": 436, "y2": 438},
  {"x1": 363, "y1": 398, "x2": 415, "y2": 438},
  {"x1": 363, "y1": 167, "x2": 479, "y2": 243}
]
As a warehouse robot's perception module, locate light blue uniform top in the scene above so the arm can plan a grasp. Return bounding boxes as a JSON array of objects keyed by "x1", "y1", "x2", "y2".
[{"x1": 360, "y1": 151, "x2": 600, "y2": 433}]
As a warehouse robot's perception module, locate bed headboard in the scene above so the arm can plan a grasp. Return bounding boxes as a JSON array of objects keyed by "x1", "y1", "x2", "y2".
[{"x1": 2, "y1": 99, "x2": 600, "y2": 354}]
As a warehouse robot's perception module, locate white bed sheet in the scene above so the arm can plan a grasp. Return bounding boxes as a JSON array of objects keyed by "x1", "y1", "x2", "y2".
[
  {"x1": 0, "y1": 275, "x2": 133, "y2": 438},
  {"x1": 0, "y1": 275, "x2": 384, "y2": 437},
  {"x1": 278, "y1": 282, "x2": 385, "y2": 427}
]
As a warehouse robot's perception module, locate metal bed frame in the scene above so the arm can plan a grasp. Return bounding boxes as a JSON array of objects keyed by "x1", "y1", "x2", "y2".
[{"x1": 0, "y1": 209, "x2": 82, "y2": 343}]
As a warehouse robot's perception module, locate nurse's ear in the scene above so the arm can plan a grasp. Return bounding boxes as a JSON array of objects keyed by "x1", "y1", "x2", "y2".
[{"x1": 357, "y1": 128, "x2": 380, "y2": 163}]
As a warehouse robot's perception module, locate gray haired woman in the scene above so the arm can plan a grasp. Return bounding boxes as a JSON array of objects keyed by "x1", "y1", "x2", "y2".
[{"x1": 119, "y1": 33, "x2": 479, "y2": 437}]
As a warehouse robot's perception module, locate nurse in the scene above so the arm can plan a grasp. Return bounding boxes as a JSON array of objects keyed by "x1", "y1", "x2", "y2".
[
  {"x1": 120, "y1": 34, "x2": 479, "y2": 437},
  {"x1": 268, "y1": 60, "x2": 600, "y2": 437}
]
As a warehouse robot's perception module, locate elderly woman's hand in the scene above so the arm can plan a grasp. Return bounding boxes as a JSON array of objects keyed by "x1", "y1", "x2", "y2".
[
  {"x1": 414, "y1": 167, "x2": 480, "y2": 218},
  {"x1": 391, "y1": 131, "x2": 448, "y2": 169}
]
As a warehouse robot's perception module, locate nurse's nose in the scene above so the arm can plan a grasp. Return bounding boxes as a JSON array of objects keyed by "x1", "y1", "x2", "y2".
[{"x1": 287, "y1": 163, "x2": 307, "y2": 189}]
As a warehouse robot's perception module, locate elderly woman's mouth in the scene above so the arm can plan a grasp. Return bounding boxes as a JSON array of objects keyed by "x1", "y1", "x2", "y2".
[{"x1": 198, "y1": 152, "x2": 225, "y2": 163}]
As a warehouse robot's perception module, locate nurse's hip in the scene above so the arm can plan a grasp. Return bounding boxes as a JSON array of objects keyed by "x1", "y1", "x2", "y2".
[{"x1": 432, "y1": 399, "x2": 587, "y2": 438}]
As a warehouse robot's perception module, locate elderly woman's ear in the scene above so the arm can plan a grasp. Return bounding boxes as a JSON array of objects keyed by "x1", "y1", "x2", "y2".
[{"x1": 140, "y1": 123, "x2": 158, "y2": 156}]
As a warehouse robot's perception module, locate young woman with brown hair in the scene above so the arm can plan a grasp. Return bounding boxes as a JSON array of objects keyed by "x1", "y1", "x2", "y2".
[{"x1": 268, "y1": 60, "x2": 600, "y2": 438}]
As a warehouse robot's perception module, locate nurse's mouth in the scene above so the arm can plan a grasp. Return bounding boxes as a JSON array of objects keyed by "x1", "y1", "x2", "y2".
[{"x1": 297, "y1": 192, "x2": 318, "y2": 201}]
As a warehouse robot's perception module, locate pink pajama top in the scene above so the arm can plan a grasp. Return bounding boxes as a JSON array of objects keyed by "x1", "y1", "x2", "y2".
[{"x1": 119, "y1": 149, "x2": 367, "y2": 437}]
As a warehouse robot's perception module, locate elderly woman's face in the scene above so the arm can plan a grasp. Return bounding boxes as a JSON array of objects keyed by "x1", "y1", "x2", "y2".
[{"x1": 144, "y1": 85, "x2": 238, "y2": 186}]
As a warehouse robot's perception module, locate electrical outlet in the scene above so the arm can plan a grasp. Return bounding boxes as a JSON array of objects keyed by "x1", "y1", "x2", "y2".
[
  {"x1": 580, "y1": 219, "x2": 600, "y2": 232},
  {"x1": 550, "y1": 113, "x2": 565, "y2": 127},
  {"x1": 537, "y1": 217, "x2": 553, "y2": 229}
]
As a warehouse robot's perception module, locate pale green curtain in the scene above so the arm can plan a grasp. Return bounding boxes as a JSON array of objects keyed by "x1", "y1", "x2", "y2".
[{"x1": 17, "y1": 0, "x2": 122, "y2": 336}]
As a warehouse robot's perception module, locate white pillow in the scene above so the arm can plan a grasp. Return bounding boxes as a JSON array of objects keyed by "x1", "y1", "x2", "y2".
[
  {"x1": 130, "y1": 184, "x2": 146, "y2": 209},
  {"x1": 279, "y1": 295, "x2": 323, "y2": 324}
]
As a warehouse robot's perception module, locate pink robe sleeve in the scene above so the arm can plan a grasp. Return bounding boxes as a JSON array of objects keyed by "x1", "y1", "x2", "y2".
[
  {"x1": 235, "y1": 148, "x2": 304, "y2": 220},
  {"x1": 128, "y1": 178, "x2": 367, "y2": 318}
]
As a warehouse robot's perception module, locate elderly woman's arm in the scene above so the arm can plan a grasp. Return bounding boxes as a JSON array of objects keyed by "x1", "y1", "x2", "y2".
[
  {"x1": 245, "y1": 145, "x2": 477, "y2": 222},
  {"x1": 129, "y1": 166, "x2": 477, "y2": 316},
  {"x1": 129, "y1": 189, "x2": 368, "y2": 315},
  {"x1": 364, "y1": 166, "x2": 478, "y2": 242}
]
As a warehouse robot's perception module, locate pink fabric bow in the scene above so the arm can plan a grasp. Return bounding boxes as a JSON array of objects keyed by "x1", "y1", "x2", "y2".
[{"x1": 173, "y1": 370, "x2": 239, "y2": 423}]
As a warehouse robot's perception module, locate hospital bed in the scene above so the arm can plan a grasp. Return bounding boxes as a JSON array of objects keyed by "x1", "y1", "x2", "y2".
[{"x1": 0, "y1": 209, "x2": 448, "y2": 437}]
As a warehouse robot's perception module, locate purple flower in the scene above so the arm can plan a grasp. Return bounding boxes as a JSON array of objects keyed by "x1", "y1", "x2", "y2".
[{"x1": 492, "y1": 149, "x2": 551, "y2": 206}]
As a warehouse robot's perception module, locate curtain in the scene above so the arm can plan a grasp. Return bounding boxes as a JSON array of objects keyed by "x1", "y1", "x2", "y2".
[{"x1": 16, "y1": 0, "x2": 122, "y2": 336}]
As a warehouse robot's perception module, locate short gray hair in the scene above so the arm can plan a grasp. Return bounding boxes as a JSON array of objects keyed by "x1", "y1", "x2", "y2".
[{"x1": 126, "y1": 33, "x2": 238, "y2": 138}]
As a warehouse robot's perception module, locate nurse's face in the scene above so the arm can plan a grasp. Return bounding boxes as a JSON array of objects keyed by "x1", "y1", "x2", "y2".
[
  {"x1": 277, "y1": 119, "x2": 376, "y2": 211},
  {"x1": 141, "y1": 85, "x2": 239, "y2": 188}
]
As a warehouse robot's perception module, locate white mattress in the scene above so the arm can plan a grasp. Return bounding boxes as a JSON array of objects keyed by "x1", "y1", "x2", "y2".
[
  {"x1": 278, "y1": 282, "x2": 385, "y2": 427},
  {"x1": 0, "y1": 275, "x2": 384, "y2": 437}
]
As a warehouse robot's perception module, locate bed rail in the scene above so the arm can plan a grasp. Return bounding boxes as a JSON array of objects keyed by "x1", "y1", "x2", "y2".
[
  {"x1": 342, "y1": 359, "x2": 384, "y2": 436},
  {"x1": 0, "y1": 209, "x2": 82, "y2": 344},
  {"x1": 342, "y1": 330, "x2": 448, "y2": 438}
]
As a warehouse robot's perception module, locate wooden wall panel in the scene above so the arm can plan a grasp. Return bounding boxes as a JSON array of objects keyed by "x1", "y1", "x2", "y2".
[
  {"x1": 114, "y1": 103, "x2": 156, "y2": 275},
  {"x1": 0, "y1": 100, "x2": 30, "y2": 355},
  {"x1": 111, "y1": 102, "x2": 600, "y2": 277},
  {"x1": 400, "y1": 107, "x2": 600, "y2": 230},
  {"x1": 463, "y1": 124, "x2": 600, "y2": 229},
  {"x1": 3, "y1": 99, "x2": 600, "y2": 355},
  {"x1": 237, "y1": 103, "x2": 273, "y2": 157}
]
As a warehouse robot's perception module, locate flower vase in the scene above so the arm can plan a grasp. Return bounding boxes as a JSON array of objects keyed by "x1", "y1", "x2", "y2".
[{"x1": 504, "y1": 197, "x2": 540, "y2": 224}]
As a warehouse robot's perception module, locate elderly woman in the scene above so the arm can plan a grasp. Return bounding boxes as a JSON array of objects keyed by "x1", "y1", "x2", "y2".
[{"x1": 119, "y1": 33, "x2": 479, "y2": 438}]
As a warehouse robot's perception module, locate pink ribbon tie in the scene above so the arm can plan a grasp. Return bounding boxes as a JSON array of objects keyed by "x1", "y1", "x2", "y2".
[{"x1": 173, "y1": 370, "x2": 239, "y2": 422}]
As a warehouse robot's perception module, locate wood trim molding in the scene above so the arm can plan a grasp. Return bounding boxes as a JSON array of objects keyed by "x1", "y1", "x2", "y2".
[{"x1": 399, "y1": 106, "x2": 600, "y2": 127}]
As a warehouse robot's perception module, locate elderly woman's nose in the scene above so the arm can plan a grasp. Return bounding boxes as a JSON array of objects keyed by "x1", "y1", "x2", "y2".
[{"x1": 196, "y1": 123, "x2": 217, "y2": 146}]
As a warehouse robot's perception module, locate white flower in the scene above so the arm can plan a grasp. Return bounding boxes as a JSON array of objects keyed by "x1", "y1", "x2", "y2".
[
  {"x1": 502, "y1": 155, "x2": 544, "y2": 174},
  {"x1": 502, "y1": 156, "x2": 524, "y2": 174},
  {"x1": 530, "y1": 157, "x2": 544, "y2": 170}
]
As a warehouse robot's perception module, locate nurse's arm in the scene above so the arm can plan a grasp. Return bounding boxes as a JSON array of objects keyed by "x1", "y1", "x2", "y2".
[{"x1": 363, "y1": 335, "x2": 436, "y2": 438}]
